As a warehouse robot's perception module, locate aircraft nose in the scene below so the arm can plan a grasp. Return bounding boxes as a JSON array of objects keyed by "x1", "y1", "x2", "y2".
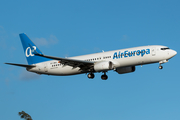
[{"x1": 172, "y1": 50, "x2": 177, "y2": 57}]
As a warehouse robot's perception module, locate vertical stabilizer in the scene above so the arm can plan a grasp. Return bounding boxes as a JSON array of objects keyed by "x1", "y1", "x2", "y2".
[{"x1": 19, "y1": 33, "x2": 51, "y2": 65}]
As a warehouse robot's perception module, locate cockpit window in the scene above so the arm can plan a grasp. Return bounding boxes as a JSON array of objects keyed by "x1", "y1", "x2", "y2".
[{"x1": 161, "y1": 48, "x2": 170, "y2": 50}]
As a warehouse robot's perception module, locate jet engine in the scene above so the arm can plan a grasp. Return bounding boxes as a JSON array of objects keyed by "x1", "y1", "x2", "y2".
[
  {"x1": 116, "y1": 66, "x2": 135, "y2": 74},
  {"x1": 94, "y1": 61, "x2": 113, "y2": 72}
]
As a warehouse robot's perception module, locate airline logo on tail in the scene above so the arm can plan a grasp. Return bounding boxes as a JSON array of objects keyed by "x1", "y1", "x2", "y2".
[{"x1": 25, "y1": 46, "x2": 36, "y2": 57}]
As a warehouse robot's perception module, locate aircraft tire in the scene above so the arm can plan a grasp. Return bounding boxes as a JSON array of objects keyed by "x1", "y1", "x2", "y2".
[
  {"x1": 159, "y1": 66, "x2": 163, "y2": 69},
  {"x1": 87, "y1": 73, "x2": 95, "y2": 79},
  {"x1": 101, "y1": 75, "x2": 108, "y2": 80}
]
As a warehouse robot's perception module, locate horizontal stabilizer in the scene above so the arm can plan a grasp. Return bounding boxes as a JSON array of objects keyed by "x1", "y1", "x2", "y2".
[{"x1": 5, "y1": 63, "x2": 36, "y2": 68}]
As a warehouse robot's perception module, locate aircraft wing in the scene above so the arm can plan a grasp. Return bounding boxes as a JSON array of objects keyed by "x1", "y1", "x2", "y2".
[
  {"x1": 35, "y1": 54, "x2": 94, "y2": 70},
  {"x1": 5, "y1": 63, "x2": 36, "y2": 68}
]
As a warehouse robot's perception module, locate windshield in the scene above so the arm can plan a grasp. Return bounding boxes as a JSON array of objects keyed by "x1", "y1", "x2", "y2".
[{"x1": 161, "y1": 48, "x2": 170, "y2": 50}]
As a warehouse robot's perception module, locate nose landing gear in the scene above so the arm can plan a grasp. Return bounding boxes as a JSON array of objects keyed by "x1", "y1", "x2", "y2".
[
  {"x1": 159, "y1": 64, "x2": 163, "y2": 69},
  {"x1": 159, "y1": 66, "x2": 163, "y2": 69},
  {"x1": 159, "y1": 60, "x2": 168, "y2": 69}
]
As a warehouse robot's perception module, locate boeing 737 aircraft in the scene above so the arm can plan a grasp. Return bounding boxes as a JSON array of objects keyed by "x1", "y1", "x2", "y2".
[{"x1": 5, "y1": 33, "x2": 177, "y2": 80}]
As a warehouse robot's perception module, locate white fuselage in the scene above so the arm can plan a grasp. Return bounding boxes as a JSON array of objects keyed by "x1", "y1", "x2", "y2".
[{"x1": 28, "y1": 45, "x2": 177, "y2": 75}]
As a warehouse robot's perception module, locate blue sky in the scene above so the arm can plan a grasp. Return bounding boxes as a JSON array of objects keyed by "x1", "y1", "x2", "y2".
[{"x1": 0, "y1": 0, "x2": 180, "y2": 120}]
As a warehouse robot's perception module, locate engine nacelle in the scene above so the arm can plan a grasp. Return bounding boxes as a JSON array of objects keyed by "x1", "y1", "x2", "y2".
[
  {"x1": 94, "y1": 61, "x2": 113, "y2": 72},
  {"x1": 116, "y1": 66, "x2": 135, "y2": 74}
]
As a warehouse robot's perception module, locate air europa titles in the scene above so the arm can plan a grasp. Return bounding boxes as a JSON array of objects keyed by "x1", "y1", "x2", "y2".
[{"x1": 113, "y1": 49, "x2": 150, "y2": 59}]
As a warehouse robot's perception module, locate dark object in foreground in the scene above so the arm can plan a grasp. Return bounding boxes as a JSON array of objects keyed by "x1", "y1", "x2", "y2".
[{"x1": 18, "y1": 111, "x2": 32, "y2": 120}]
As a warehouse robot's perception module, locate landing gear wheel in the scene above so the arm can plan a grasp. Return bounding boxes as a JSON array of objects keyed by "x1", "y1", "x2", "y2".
[
  {"x1": 101, "y1": 74, "x2": 108, "y2": 80},
  {"x1": 159, "y1": 66, "x2": 163, "y2": 69},
  {"x1": 87, "y1": 73, "x2": 95, "y2": 79}
]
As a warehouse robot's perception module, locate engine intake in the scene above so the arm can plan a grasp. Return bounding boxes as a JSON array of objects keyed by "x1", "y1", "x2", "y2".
[
  {"x1": 94, "y1": 61, "x2": 113, "y2": 72},
  {"x1": 116, "y1": 66, "x2": 135, "y2": 74}
]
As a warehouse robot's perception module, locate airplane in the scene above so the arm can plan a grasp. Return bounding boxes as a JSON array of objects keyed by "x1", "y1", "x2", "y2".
[{"x1": 5, "y1": 33, "x2": 177, "y2": 80}]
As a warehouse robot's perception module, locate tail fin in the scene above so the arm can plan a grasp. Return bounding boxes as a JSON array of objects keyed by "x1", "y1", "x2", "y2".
[{"x1": 19, "y1": 33, "x2": 51, "y2": 65}]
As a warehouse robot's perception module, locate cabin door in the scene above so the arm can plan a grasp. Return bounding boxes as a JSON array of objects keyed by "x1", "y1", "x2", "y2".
[{"x1": 152, "y1": 48, "x2": 156, "y2": 56}]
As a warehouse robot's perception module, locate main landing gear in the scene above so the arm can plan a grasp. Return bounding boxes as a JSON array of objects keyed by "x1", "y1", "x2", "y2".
[
  {"x1": 87, "y1": 73, "x2": 95, "y2": 79},
  {"x1": 87, "y1": 72, "x2": 108, "y2": 80},
  {"x1": 101, "y1": 72, "x2": 108, "y2": 80}
]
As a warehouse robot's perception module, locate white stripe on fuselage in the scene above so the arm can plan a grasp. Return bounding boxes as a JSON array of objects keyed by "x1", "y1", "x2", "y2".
[{"x1": 28, "y1": 45, "x2": 173, "y2": 75}]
